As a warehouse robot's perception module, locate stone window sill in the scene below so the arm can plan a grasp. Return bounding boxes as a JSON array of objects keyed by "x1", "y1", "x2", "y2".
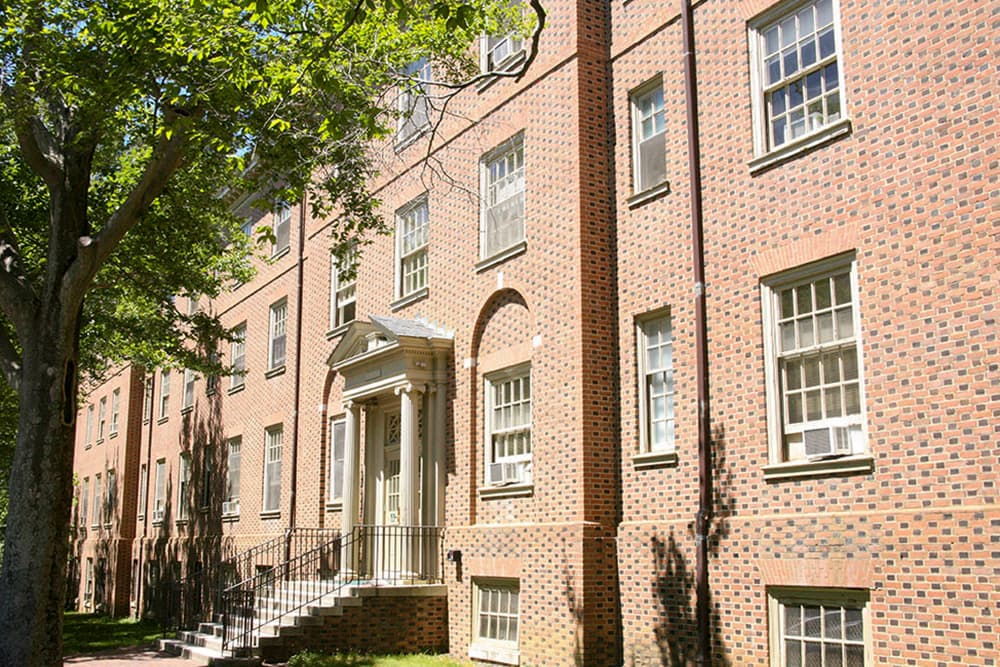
[
  {"x1": 476, "y1": 50, "x2": 527, "y2": 93},
  {"x1": 749, "y1": 118, "x2": 852, "y2": 174},
  {"x1": 264, "y1": 365, "x2": 286, "y2": 379},
  {"x1": 763, "y1": 453, "x2": 874, "y2": 481},
  {"x1": 108, "y1": 431, "x2": 119, "y2": 439},
  {"x1": 391, "y1": 287, "x2": 429, "y2": 312},
  {"x1": 469, "y1": 642, "x2": 519, "y2": 665},
  {"x1": 394, "y1": 125, "x2": 430, "y2": 153},
  {"x1": 270, "y1": 246, "x2": 291, "y2": 262},
  {"x1": 259, "y1": 510, "x2": 281, "y2": 520},
  {"x1": 222, "y1": 512, "x2": 241, "y2": 523},
  {"x1": 180, "y1": 406, "x2": 194, "y2": 416},
  {"x1": 325, "y1": 501, "x2": 343, "y2": 512},
  {"x1": 627, "y1": 180, "x2": 670, "y2": 209},
  {"x1": 156, "y1": 416, "x2": 168, "y2": 425},
  {"x1": 326, "y1": 323, "x2": 351, "y2": 340},
  {"x1": 633, "y1": 450, "x2": 679, "y2": 470},
  {"x1": 227, "y1": 383, "x2": 246, "y2": 395},
  {"x1": 475, "y1": 240, "x2": 527, "y2": 273},
  {"x1": 479, "y1": 483, "x2": 533, "y2": 499}
]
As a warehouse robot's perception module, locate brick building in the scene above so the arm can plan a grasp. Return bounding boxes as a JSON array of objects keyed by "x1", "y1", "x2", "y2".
[{"x1": 68, "y1": 0, "x2": 998, "y2": 665}]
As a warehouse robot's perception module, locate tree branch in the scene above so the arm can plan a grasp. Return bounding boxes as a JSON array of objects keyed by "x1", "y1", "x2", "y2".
[
  {"x1": 0, "y1": 227, "x2": 38, "y2": 338},
  {"x1": 0, "y1": 322, "x2": 24, "y2": 392},
  {"x1": 11, "y1": 116, "x2": 63, "y2": 189},
  {"x1": 62, "y1": 116, "x2": 192, "y2": 303}
]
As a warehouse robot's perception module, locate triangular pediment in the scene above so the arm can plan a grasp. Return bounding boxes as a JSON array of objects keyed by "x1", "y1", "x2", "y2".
[{"x1": 328, "y1": 315, "x2": 452, "y2": 368}]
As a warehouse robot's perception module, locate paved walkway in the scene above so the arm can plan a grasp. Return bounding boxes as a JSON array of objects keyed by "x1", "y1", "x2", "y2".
[{"x1": 64, "y1": 645, "x2": 207, "y2": 666}]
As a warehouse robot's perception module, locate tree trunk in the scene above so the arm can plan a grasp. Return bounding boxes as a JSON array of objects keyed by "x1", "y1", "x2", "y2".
[{"x1": 0, "y1": 323, "x2": 79, "y2": 666}]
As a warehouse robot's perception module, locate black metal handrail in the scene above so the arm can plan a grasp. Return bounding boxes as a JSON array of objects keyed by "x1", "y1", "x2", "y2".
[
  {"x1": 159, "y1": 527, "x2": 340, "y2": 634},
  {"x1": 220, "y1": 524, "x2": 444, "y2": 656}
]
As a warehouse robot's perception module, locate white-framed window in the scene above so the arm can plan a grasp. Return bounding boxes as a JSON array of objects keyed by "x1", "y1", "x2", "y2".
[
  {"x1": 159, "y1": 370, "x2": 170, "y2": 419},
  {"x1": 143, "y1": 378, "x2": 153, "y2": 422},
  {"x1": 183, "y1": 369, "x2": 196, "y2": 410},
  {"x1": 91, "y1": 473, "x2": 101, "y2": 527},
  {"x1": 396, "y1": 198, "x2": 429, "y2": 299},
  {"x1": 397, "y1": 58, "x2": 431, "y2": 143},
  {"x1": 97, "y1": 396, "x2": 107, "y2": 440},
  {"x1": 80, "y1": 477, "x2": 89, "y2": 527},
  {"x1": 206, "y1": 351, "x2": 219, "y2": 395},
  {"x1": 637, "y1": 312, "x2": 675, "y2": 454},
  {"x1": 329, "y1": 249, "x2": 357, "y2": 330},
  {"x1": 328, "y1": 416, "x2": 346, "y2": 503},
  {"x1": 104, "y1": 469, "x2": 116, "y2": 525},
  {"x1": 762, "y1": 256, "x2": 867, "y2": 465},
  {"x1": 470, "y1": 578, "x2": 520, "y2": 664},
  {"x1": 263, "y1": 425, "x2": 283, "y2": 513},
  {"x1": 84, "y1": 558, "x2": 94, "y2": 605},
  {"x1": 749, "y1": 0, "x2": 845, "y2": 157},
  {"x1": 768, "y1": 587, "x2": 870, "y2": 667},
  {"x1": 177, "y1": 453, "x2": 191, "y2": 521},
  {"x1": 153, "y1": 459, "x2": 166, "y2": 523},
  {"x1": 200, "y1": 445, "x2": 213, "y2": 509},
  {"x1": 109, "y1": 389, "x2": 120, "y2": 435},
  {"x1": 187, "y1": 293, "x2": 200, "y2": 315},
  {"x1": 230, "y1": 323, "x2": 246, "y2": 389},
  {"x1": 272, "y1": 202, "x2": 291, "y2": 256},
  {"x1": 224, "y1": 437, "x2": 242, "y2": 516},
  {"x1": 631, "y1": 79, "x2": 666, "y2": 193},
  {"x1": 85, "y1": 405, "x2": 94, "y2": 446},
  {"x1": 137, "y1": 464, "x2": 148, "y2": 518},
  {"x1": 481, "y1": 135, "x2": 525, "y2": 259},
  {"x1": 484, "y1": 365, "x2": 531, "y2": 486},
  {"x1": 268, "y1": 300, "x2": 287, "y2": 370}
]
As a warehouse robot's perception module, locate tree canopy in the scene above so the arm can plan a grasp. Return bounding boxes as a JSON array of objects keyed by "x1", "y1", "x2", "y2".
[{"x1": 0, "y1": 0, "x2": 535, "y2": 663}]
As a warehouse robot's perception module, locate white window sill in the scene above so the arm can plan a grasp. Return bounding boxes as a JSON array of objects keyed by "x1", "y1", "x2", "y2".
[
  {"x1": 151, "y1": 520, "x2": 164, "y2": 527},
  {"x1": 259, "y1": 510, "x2": 281, "y2": 520},
  {"x1": 325, "y1": 501, "x2": 343, "y2": 512},
  {"x1": 476, "y1": 50, "x2": 528, "y2": 92},
  {"x1": 390, "y1": 286, "x2": 429, "y2": 312},
  {"x1": 627, "y1": 180, "x2": 670, "y2": 209},
  {"x1": 95, "y1": 438, "x2": 104, "y2": 446},
  {"x1": 227, "y1": 383, "x2": 246, "y2": 395},
  {"x1": 222, "y1": 512, "x2": 241, "y2": 523},
  {"x1": 264, "y1": 365, "x2": 286, "y2": 379},
  {"x1": 749, "y1": 118, "x2": 852, "y2": 174},
  {"x1": 476, "y1": 240, "x2": 527, "y2": 273},
  {"x1": 763, "y1": 453, "x2": 874, "y2": 481},
  {"x1": 394, "y1": 125, "x2": 430, "y2": 153},
  {"x1": 470, "y1": 642, "x2": 519, "y2": 665},
  {"x1": 108, "y1": 431, "x2": 119, "y2": 439},
  {"x1": 270, "y1": 246, "x2": 291, "y2": 262},
  {"x1": 633, "y1": 450, "x2": 679, "y2": 470},
  {"x1": 479, "y1": 483, "x2": 533, "y2": 499},
  {"x1": 156, "y1": 416, "x2": 169, "y2": 425},
  {"x1": 180, "y1": 406, "x2": 194, "y2": 416},
  {"x1": 326, "y1": 322, "x2": 352, "y2": 340}
]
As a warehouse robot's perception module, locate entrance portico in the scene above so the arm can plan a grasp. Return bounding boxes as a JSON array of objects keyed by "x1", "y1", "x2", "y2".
[{"x1": 328, "y1": 316, "x2": 452, "y2": 581}]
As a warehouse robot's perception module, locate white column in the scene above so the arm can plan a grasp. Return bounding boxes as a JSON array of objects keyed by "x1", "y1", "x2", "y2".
[
  {"x1": 340, "y1": 401, "x2": 362, "y2": 575},
  {"x1": 434, "y1": 381, "x2": 447, "y2": 527},
  {"x1": 398, "y1": 384, "x2": 422, "y2": 527}
]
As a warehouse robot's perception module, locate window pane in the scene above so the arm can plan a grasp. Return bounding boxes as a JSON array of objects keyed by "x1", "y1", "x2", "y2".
[
  {"x1": 836, "y1": 307, "x2": 854, "y2": 338},
  {"x1": 805, "y1": 641, "x2": 822, "y2": 667},
  {"x1": 787, "y1": 394, "x2": 803, "y2": 424},
  {"x1": 804, "y1": 606, "x2": 822, "y2": 636},
  {"x1": 804, "y1": 357, "x2": 821, "y2": 387},
  {"x1": 798, "y1": 317, "x2": 814, "y2": 347},
  {"x1": 825, "y1": 607, "x2": 842, "y2": 638},
  {"x1": 844, "y1": 607, "x2": 863, "y2": 640},
  {"x1": 826, "y1": 644, "x2": 843, "y2": 667},
  {"x1": 845, "y1": 644, "x2": 865, "y2": 667},
  {"x1": 786, "y1": 640, "x2": 802, "y2": 667}
]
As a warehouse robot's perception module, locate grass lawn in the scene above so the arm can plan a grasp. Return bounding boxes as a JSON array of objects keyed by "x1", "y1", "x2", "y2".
[
  {"x1": 62, "y1": 612, "x2": 161, "y2": 656},
  {"x1": 288, "y1": 652, "x2": 473, "y2": 667}
]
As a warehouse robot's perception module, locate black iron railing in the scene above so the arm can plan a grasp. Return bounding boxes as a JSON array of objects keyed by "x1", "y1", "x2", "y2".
[
  {"x1": 158, "y1": 527, "x2": 340, "y2": 635},
  {"x1": 220, "y1": 524, "x2": 444, "y2": 656}
]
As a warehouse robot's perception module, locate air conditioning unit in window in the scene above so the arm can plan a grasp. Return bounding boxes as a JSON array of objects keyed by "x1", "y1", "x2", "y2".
[
  {"x1": 488, "y1": 461, "x2": 530, "y2": 486},
  {"x1": 222, "y1": 500, "x2": 240, "y2": 516},
  {"x1": 151, "y1": 508, "x2": 164, "y2": 522},
  {"x1": 804, "y1": 426, "x2": 853, "y2": 459}
]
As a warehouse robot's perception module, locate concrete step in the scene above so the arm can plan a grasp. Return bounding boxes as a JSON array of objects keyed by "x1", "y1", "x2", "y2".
[{"x1": 177, "y1": 629, "x2": 223, "y2": 652}]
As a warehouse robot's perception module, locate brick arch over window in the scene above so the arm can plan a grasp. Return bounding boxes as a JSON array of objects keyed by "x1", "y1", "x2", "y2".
[{"x1": 467, "y1": 288, "x2": 535, "y2": 524}]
